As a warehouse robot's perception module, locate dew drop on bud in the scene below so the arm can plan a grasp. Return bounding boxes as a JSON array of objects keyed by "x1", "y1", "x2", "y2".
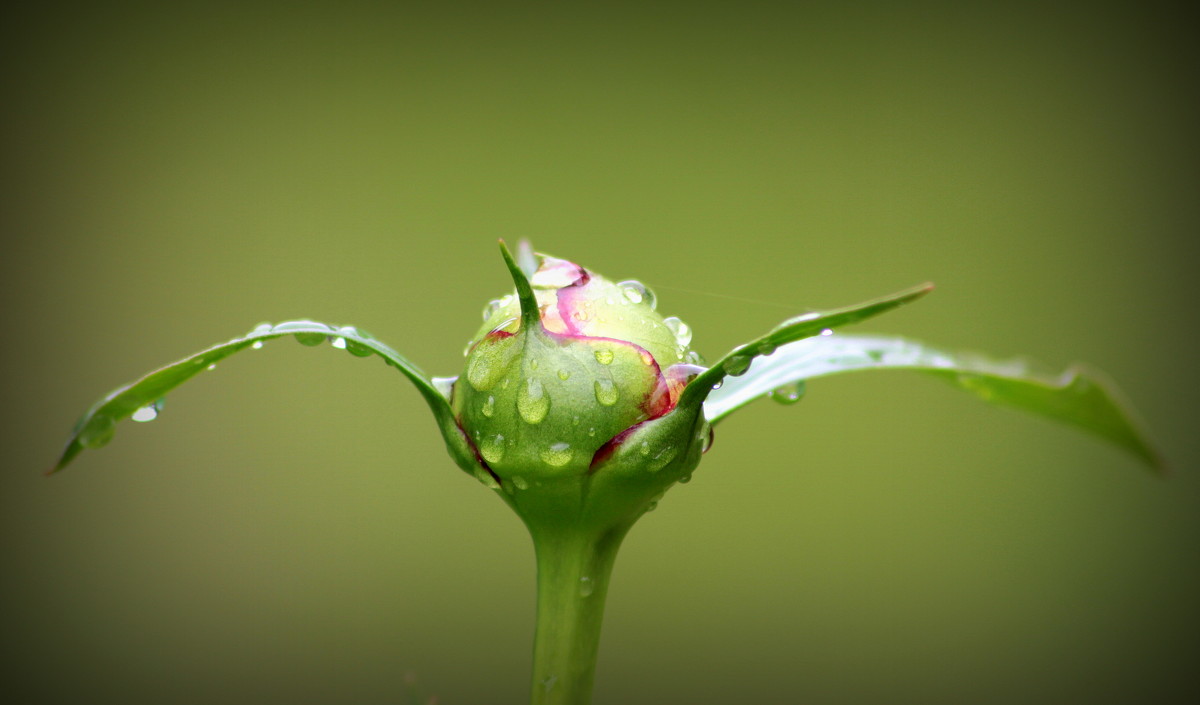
[
  {"x1": 512, "y1": 475, "x2": 529, "y2": 490},
  {"x1": 594, "y1": 349, "x2": 614, "y2": 365},
  {"x1": 540, "y1": 442, "x2": 573, "y2": 467},
  {"x1": 617, "y1": 280, "x2": 656, "y2": 309},
  {"x1": 769, "y1": 381, "x2": 806, "y2": 405},
  {"x1": 662, "y1": 316, "x2": 692, "y2": 347},
  {"x1": 557, "y1": 369, "x2": 571, "y2": 380},
  {"x1": 480, "y1": 434, "x2": 506, "y2": 464},
  {"x1": 579, "y1": 576, "x2": 595, "y2": 597},
  {"x1": 481, "y1": 394, "x2": 496, "y2": 417},
  {"x1": 482, "y1": 298, "x2": 502, "y2": 321},
  {"x1": 593, "y1": 378, "x2": 619, "y2": 406},
  {"x1": 466, "y1": 352, "x2": 501, "y2": 391},
  {"x1": 518, "y1": 377, "x2": 551, "y2": 424}
]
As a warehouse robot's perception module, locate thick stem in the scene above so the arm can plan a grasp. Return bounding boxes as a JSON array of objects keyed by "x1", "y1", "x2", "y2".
[{"x1": 528, "y1": 524, "x2": 629, "y2": 705}]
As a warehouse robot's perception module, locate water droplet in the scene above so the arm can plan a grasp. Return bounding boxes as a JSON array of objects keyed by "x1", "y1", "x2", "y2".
[
  {"x1": 662, "y1": 316, "x2": 692, "y2": 347},
  {"x1": 251, "y1": 322, "x2": 273, "y2": 335},
  {"x1": 131, "y1": 398, "x2": 163, "y2": 423},
  {"x1": 757, "y1": 341, "x2": 777, "y2": 356},
  {"x1": 679, "y1": 473, "x2": 693, "y2": 484},
  {"x1": 572, "y1": 415, "x2": 581, "y2": 425},
  {"x1": 617, "y1": 280, "x2": 656, "y2": 309},
  {"x1": 541, "y1": 675, "x2": 558, "y2": 693},
  {"x1": 530, "y1": 359, "x2": 539, "y2": 370},
  {"x1": 639, "y1": 441, "x2": 651, "y2": 456},
  {"x1": 540, "y1": 442, "x2": 573, "y2": 467},
  {"x1": 588, "y1": 427, "x2": 597, "y2": 437},
  {"x1": 956, "y1": 373, "x2": 994, "y2": 400},
  {"x1": 512, "y1": 475, "x2": 529, "y2": 490},
  {"x1": 579, "y1": 576, "x2": 595, "y2": 597},
  {"x1": 594, "y1": 349, "x2": 614, "y2": 365},
  {"x1": 684, "y1": 350, "x2": 706, "y2": 365},
  {"x1": 557, "y1": 369, "x2": 571, "y2": 380},
  {"x1": 79, "y1": 415, "x2": 116, "y2": 449},
  {"x1": 481, "y1": 395, "x2": 496, "y2": 417},
  {"x1": 273, "y1": 321, "x2": 328, "y2": 346},
  {"x1": 867, "y1": 350, "x2": 884, "y2": 362},
  {"x1": 473, "y1": 467, "x2": 501, "y2": 490},
  {"x1": 646, "y1": 501, "x2": 659, "y2": 512},
  {"x1": 769, "y1": 381, "x2": 806, "y2": 405},
  {"x1": 699, "y1": 422, "x2": 714, "y2": 453},
  {"x1": 594, "y1": 378, "x2": 619, "y2": 406},
  {"x1": 482, "y1": 299, "x2": 501, "y2": 321},
  {"x1": 639, "y1": 350, "x2": 655, "y2": 366},
  {"x1": 251, "y1": 340, "x2": 264, "y2": 350},
  {"x1": 480, "y1": 434, "x2": 506, "y2": 464},
  {"x1": 723, "y1": 355, "x2": 751, "y2": 376},
  {"x1": 466, "y1": 351, "x2": 502, "y2": 391},
  {"x1": 331, "y1": 337, "x2": 347, "y2": 349},
  {"x1": 518, "y1": 377, "x2": 551, "y2": 423},
  {"x1": 647, "y1": 445, "x2": 677, "y2": 473},
  {"x1": 820, "y1": 328, "x2": 834, "y2": 336},
  {"x1": 711, "y1": 380, "x2": 723, "y2": 390}
]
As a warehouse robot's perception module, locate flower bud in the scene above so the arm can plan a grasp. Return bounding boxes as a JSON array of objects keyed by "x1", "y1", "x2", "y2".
[{"x1": 451, "y1": 248, "x2": 708, "y2": 511}]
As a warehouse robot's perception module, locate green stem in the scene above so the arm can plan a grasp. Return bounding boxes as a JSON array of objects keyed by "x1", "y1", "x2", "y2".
[{"x1": 528, "y1": 523, "x2": 629, "y2": 705}]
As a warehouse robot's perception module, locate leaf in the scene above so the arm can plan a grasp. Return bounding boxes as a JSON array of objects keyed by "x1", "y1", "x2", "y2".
[
  {"x1": 51, "y1": 320, "x2": 478, "y2": 475},
  {"x1": 702, "y1": 333, "x2": 1165, "y2": 473},
  {"x1": 677, "y1": 283, "x2": 933, "y2": 410}
]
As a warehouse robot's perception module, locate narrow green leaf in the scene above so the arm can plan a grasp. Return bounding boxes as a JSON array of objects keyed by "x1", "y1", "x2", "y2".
[
  {"x1": 703, "y1": 333, "x2": 1164, "y2": 473},
  {"x1": 52, "y1": 321, "x2": 474, "y2": 474},
  {"x1": 678, "y1": 283, "x2": 933, "y2": 410}
]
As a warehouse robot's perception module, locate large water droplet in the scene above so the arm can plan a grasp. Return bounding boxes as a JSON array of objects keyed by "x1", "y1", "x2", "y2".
[
  {"x1": 769, "y1": 381, "x2": 806, "y2": 405},
  {"x1": 757, "y1": 340, "x2": 777, "y2": 356},
  {"x1": 594, "y1": 349, "x2": 614, "y2": 365},
  {"x1": 518, "y1": 377, "x2": 551, "y2": 423},
  {"x1": 273, "y1": 321, "x2": 328, "y2": 346},
  {"x1": 723, "y1": 354, "x2": 751, "y2": 376},
  {"x1": 540, "y1": 442, "x2": 572, "y2": 467},
  {"x1": 481, "y1": 395, "x2": 496, "y2": 417},
  {"x1": 480, "y1": 434, "x2": 506, "y2": 464},
  {"x1": 662, "y1": 316, "x2": 692, "y2": 347},
  {"x1": 617, "y1": 280, "x2": 656, "y2": 309},
  {"x1": 579, "y1": 576, "x2": 595, "y2": 597},
  {"x1": 79, "y1": 415, "x2": 116, "y2": 449},
  {"x1": 594, "y1": 378, "x2": 619, "y2": 406},
  {"x1": 699, "y1": 421, "x2": 714, "y2": 453},
  {"x1": 466, "y1": 351, "x2": 503, "y2": 391},
  {"x1": 131, "y1": 398, "x2": 164, "y2": 423}
]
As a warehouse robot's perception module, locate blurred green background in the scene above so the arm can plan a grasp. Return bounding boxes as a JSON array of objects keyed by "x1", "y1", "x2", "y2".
[{"x1": 3, "y1": 1, "x2": 1197, "y2": 703}]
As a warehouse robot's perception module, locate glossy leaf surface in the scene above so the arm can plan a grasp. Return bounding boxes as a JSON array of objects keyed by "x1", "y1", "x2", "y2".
[
  {"x1": 703, "y1": 333, "x2": 1164, "y2": 472},
  {"x1": 52, "y1": 321, "x2": 464, "y2": 474},
  {"x1": 677, "y1": 283, "x2": 933, "y2": 410}
]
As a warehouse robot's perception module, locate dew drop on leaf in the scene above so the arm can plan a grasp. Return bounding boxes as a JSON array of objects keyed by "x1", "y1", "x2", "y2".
[
  {"x1": 579, "y1": 576, "x2": 594, "y2": 597},
  {"x1": 78, "y1": 415, "x2": 116, "y2": 449},
  {"x1": 769, "y1": 381, "x2": 806, "y2": 405},
  {"x1": 723, "y1": 355, "x2": 751, "y2": 376}
]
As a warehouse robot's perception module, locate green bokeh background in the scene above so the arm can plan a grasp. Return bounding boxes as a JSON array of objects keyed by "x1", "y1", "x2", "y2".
[{"x1": 3, "y1": 1, "x2": 1197, "y2": 703}]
